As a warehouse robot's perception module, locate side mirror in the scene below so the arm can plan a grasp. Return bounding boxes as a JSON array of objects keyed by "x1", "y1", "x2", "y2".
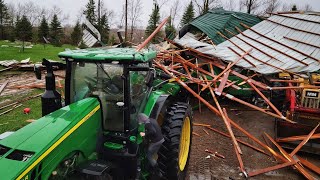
[{"x1": 34, "y1": 65, "x2": 42, "y2": 80}]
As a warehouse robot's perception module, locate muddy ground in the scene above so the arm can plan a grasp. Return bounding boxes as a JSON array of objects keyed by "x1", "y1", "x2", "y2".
[{"x1": 187, "y1": 99, "x2": 319, "y2": 180}]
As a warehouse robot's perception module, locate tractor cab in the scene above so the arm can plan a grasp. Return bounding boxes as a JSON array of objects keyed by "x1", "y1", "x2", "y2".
[{"x1": 59, "y1": 48, "x2": 156, "y2": 134}]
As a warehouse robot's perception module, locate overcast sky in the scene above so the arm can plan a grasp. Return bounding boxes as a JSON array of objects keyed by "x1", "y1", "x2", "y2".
[{"x1": 5, "y1": 0, "x2": 320, "y2": 28}]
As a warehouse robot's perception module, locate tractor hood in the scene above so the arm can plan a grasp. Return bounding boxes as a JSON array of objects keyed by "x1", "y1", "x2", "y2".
[{"x1": 0, "y1": 98, "x2": 100, "y2": 180}]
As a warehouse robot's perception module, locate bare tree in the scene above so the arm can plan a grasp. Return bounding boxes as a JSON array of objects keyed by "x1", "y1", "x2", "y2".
[
  {"x1": 128, "y1": 0, "x2": 143, "y2": 41},
  {"x1": 156, "y1": 0, "x2": 169, "y2": 9},
  {"x1": 239, "y1": 0, "x2": 264, "y2": 14},
  {"x1": 303, "y1": 4, "x2": 313, "y2": 11},
  {"x1": 170, "y1": 0, "x2": 182, "y2": 28},
  {"x1": 193, "y1": 0, "x2": 221, "y2": 15},
  {"x1": 263, "y1": 0, "x2": 281, "y2": 15},
  {"x1": 223, "y1": 0, "x2": 236, "y2": 11}
]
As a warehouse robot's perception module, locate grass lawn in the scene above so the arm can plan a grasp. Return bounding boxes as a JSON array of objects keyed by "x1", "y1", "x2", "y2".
[
  {"x1": 0, "y1": 89, "x2": 43, "y2": 134},
  {"x1": 0, "y1": 40, "x2": 75, "y2": 63}
]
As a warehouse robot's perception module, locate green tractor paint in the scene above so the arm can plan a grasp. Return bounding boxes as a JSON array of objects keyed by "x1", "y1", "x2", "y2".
[{"x1": 0, "y1": 48, "x2": 193, "y2": 180}]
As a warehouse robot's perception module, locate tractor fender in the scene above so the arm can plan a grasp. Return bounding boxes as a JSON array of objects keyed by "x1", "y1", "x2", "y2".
[{"x1": 149, "y1": 94, "x2": 170, "y2": 120}]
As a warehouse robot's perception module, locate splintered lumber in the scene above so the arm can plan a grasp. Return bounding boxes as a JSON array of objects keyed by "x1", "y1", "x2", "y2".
[
  {"x1": 297, "y1": 156, "x2": 320, "y2": 175},
  {"x1": 215, "y1": 70, "x2": 230, "y2": 95},
  {"x1": 264, "y1": 133, "x2": 315, "y2": 179},
  {"x1": 213, "y1": 48, "x2": 252, "y2": 82},
  {"x1": 192, "y1": 132, "x2": 201, "y2": 137},
  {"x1": 205, "y1": 149, "x2": 225, "y2": 159},
  {"x1": 193, "y1": 123, "x2": 211, "y2": 127},
  {"x1": 276, "y1": 133, "x2": 320, "y2": 142},
  {"x1": 289, "y1": 123, "x2": 320, "y2": 156},
  {"x1": 0, "y1": 80, "x2": 9, "y2": 95},
  {"x1": 247, "y1": 80, "x2": 284, "y2": 118},
  {"x1": 0, "y1": 104, "x2": 22, "y2": 116},
  {"x1": 165, "y1": 38, "x2": 268, "y2": 89},
  {"x1": 206, "y1": 126, "x2": 268, "y2": 156},
  {"x1": 154, "y1": 61, "x2": 220, "y2": 115},
  {"x1": 0, "y1": 94, "x2": 41, "y2": 111},
  {"x1": 228, "y1": 119, "x2": 287, "y2": 163},
  {"x1": 202, "y1": 128, "x2": 209, "y2": 135},
  {"x1": 220, "y1": 92, "x2": 295, "y2": 123},
  {"x1": 136, "y1": 17, "x2": 168, "y2": 51},
  {"x1": 248, "y1": 161, "x2": 296, "y2": 177},
  {"x1": 207, "y1": 77, "x2": 242, "y2": 154}
]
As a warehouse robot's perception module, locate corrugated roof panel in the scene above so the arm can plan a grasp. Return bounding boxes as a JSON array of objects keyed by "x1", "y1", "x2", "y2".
[
  {"x1": 176, "y1": 12, "x2": 320, "y2": 74},
  {"x1": 188, "y1": 8, "x2": 262, "y2": 45}
]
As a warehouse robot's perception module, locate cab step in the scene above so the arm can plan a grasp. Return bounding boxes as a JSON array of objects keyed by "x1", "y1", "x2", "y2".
[{"x1": 78, "y1": 160, "x2": 112, "y2": 176}]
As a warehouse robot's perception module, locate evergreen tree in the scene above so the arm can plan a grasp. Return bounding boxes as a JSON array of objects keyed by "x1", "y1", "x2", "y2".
[
  {"x1": 0, "y1": 0, "x2": 10, "y2": 40},
  {"x1": 180, "y1": 1, "x2": 195, "y2": 27},
  {"x1": 50, "y1": 14, "x2": 63, "y2": 46},
  {"x1": 83, "y1": 0, "x2": 97, "y2": 25},
  {"x1": 292, "y1": 4, "x2": 297, "y2": 11},
  {"x1": 38, "y1": 16, "x2": 49, "y2": 43},
  {"x1": 98, "y1": 13, "x2": 110, "y2": 44},
  {"x1": 165, "y1": 16, "x2": 176, "y2": 39},
  {"x1": 145, "y1": 2, "x2": 161, "y2": 43},
  {"x1": 71, "y1": 21, "x2": 82, "y2": 46},
  {"x1": 15, "y1": 15, "x2": 32, "y2": 52}
]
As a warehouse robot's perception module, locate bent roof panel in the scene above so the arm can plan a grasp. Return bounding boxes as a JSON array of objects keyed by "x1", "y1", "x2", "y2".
[{"x1": 189, "y1": 8, "x2": 262, "y2": 45}]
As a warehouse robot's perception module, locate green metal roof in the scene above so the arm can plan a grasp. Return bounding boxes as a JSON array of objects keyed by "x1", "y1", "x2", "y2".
[
  {"x1": 58, "y1": 48, "x2": 157, "y2": 62},
  {"x1": 189, "y1": 8, "x2": 262, "y2": 45}
]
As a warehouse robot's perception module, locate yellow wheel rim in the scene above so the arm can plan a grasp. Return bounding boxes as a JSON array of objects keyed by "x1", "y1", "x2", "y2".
[{"x1": 178, "y1": 116, "x2": 191, "y2": 171}]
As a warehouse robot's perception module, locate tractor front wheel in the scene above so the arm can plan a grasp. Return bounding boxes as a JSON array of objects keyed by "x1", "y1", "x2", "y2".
[{"x1": 158, "y1": 102, "x2": 193, "y2": 179}]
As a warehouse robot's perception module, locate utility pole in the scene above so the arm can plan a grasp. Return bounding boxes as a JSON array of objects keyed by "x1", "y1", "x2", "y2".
[{"x1": 125, "y1": 0, "x2": 128, "y2": 42}]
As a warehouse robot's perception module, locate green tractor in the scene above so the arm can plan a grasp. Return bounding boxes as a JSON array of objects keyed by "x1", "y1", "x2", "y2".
[{"x1": 0, "y1": 48, "x2": 193, "y2": 180}]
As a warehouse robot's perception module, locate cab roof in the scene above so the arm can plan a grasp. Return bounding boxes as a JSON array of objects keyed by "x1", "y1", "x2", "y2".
[{"x1": 58, "y1": 48, "x2": 156, "y2": 63}]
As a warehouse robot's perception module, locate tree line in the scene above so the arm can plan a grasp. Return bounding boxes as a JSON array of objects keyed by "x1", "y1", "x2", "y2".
[
  {"x1": 0, "y1": 0, "x2": 112, "y2": 49},
  {"x1": 0, "y1": 0, "x2": 315, "y2": 48}
]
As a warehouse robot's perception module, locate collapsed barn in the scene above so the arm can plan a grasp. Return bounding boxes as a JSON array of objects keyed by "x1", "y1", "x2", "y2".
[{"x1": 157, "y1": 10, "x2": 320, "y2": 179}]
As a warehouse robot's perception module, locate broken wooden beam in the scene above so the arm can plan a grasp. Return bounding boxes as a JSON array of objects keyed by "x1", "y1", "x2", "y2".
[
  {"x1": 0, "y1": 80, "x2": 9, "y2": 95},
  {"x1": 206, "y1": 126, "x2": 268, "y2": 156},
  {"x1": 248, "y1": 161, "x2": 296, "y2": 177},
  {"x1": 136, "y1": 17, "x2": 168, "y2": 51},
  {"x1": 276, "y1": 133, "x2": 320, "y2": 142},
  {"x1": 264, "y1": 133, "x2": 315, "y2": 179},
  {"x1": 289, "y1": 123, "x2": 320, "y2": 156}
]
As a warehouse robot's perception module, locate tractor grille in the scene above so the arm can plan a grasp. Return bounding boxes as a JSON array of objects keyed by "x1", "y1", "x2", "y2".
[{"x1": 301, "y1": 89, "x2": 320, "y2": 109}]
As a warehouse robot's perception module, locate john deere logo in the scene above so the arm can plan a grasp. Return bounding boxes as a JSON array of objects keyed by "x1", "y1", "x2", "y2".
[{"x1": 306, "y1": 91, "x2": 318, "y2": 97}]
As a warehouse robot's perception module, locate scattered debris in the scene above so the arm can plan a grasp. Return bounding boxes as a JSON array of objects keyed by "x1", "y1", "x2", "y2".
[
  {"x1": 155, "y1": 28, "x2": 319, "y2": 178},
  {"x1": 0, "y1": 60, "x2": 19, "y2": 67},
  {"x1": 202, "y1": 128, "x2": 209, "y2": 135},
  {"x1": 192, "y1": 132, "x2": 201, "y2": 137},
  {"x1": 205, "y1": 149, "x2": 225, "y2": 159},
  {"x1": 0, "y1": 80, "x2": 9, "y2": 95},
  {"x1": 0, "y1": 104, "x2": 22, "y2": 116},
  {"x1": 0, "y1": 94, "x2": 41, "y2": 111},
  {"x1": 26, "y1": 119, "x2": 36, "y2": 123}
]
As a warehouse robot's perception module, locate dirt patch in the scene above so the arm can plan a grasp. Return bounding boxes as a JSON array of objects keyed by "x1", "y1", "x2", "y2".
[{"x1": 187, "y1": 99, "x2": 319, "y2": 180}]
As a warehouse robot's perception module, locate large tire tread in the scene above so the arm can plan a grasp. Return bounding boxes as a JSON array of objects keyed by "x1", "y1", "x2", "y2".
[{"x1": 158, "y1": 102, "x2": 193, "y2": 180}]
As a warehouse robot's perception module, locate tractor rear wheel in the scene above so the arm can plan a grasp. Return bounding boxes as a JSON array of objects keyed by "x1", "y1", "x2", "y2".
[{"x1": 158, "y1": 102, "x2": 193, "y2": 180}]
